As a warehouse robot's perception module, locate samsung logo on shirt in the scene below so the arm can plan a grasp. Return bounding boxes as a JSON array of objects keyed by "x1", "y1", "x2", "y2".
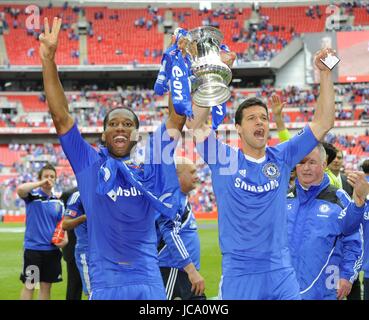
[
  {"x1": 116, "y1": 187, "x2": 143, "y2": 197},
  {"x1": 234, "y1": 178, "x2": 279, "y2": 193}
]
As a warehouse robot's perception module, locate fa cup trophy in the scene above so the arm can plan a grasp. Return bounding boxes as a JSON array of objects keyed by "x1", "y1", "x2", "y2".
[{"x1": 185, "y1": 26, "x2": 232, "y2": 107}]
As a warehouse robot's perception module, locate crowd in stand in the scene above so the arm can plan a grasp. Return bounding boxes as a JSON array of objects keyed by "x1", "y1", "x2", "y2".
[
  {"x1": 339, "y1": 0, "x2": 369, "y2": 14},
  {"x1": 1, "y1": 141, "x2": 218, "y2": 213},
  {"x1": 1, "y1": 130, "x2": 368, "y2": 214},
  {"x1": 1, "y1": 83, "x2": 369, "y2": 128}
]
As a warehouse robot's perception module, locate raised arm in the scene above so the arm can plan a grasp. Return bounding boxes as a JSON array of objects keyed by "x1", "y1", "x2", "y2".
[
  {"x1": 165, "y1": 94, "x2": 186, "y2": 139},
  {"x1": 309, "y1": 48, "x2": 336, "y2": 141},
  {"x1": 39, "y1": 17, "x2": 74, "y2": 135},
  {"x1": 347, "y1": 171, "x2": 369, "y2": 208},
  {"x1": 17, "y1": 179, "x2": 51, "y2": 199},
  {"x1": 185, "y1": 103, "x2": 212, "y2": 143},
  {"x1": 270, "y1": 94, "x2": 291, "y2": 143},
  {"x1": 186, "y1": 51, "x2": 236, "y2": 143}
]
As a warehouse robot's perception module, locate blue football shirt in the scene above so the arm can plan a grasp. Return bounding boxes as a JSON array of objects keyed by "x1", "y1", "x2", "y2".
[
  {"x1": 22, "y1": 188, "x2": 64, "y2": 251},
  {"x1": 65, "y1": 191, "x2": 88, "y2": 254},
  {"x1": 59, "y1": 123, "x2": 179, "y2": 290},
  {"x1": 196, "y1": 125, "x2": 318, "y2": 275}
]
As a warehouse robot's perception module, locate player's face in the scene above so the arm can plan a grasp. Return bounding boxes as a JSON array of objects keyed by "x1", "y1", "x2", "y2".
[
  {"x1": 178, "y1": 163, "x2": 199, "y2": 194},
  {"x1": 329, "y1": 151, "x2": 343, "y2": 173},
  {"x1": 40, "y1": 169, "x2": 56, "y2": 189},
  {"x1": 103, "y1": 109, "x2": 138, "y2": 158},
  {"x1": 236, "y1": 106, "x2": 269, "y2": 151},
  {"x1": 296, "y1": 148, "x2": 326, "y2": 187}
]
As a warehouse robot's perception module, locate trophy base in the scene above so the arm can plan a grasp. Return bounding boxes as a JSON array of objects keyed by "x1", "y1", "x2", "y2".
[{"x1": 192, "y1": 74, "x2": 231, "y2": 108}]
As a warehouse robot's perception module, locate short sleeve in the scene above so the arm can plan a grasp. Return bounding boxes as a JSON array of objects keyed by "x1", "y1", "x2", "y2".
[
  {"x1": 274, "y1": 125, "x2": 319, "y2": 168},
  {"x1": 65, "y1": 191, "x2": 84, "y2": 218}
]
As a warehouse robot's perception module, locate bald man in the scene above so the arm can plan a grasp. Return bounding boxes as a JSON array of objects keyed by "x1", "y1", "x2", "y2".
[{"x1": 156, "y1": 157, "x2": 206, "y2": 300}]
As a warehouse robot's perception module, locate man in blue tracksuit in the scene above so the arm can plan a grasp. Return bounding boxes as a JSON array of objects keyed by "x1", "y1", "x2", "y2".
[
  {"x1": 156, "y1": 157, "x2": 205, "y2": 300},
  {"x1": 286, "y1": 144, "x2": 366, "y2": 300}
]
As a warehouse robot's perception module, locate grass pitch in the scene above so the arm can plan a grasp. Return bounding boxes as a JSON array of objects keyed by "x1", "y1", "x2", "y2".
[{"x1": 0, "y1": 220, "x2": 221, "y2": 300}]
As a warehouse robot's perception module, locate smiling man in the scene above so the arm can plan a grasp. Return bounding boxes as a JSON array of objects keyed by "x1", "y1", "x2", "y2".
[
  {"x1": 286, "y1": 145, "x2": 365, "y2": 300},
  {"x1": 187, "y1": 48, "x2": 337, "y2": 300},
  {"x1": 39, "y1": 17, "x2": 186, "y2": 300}
]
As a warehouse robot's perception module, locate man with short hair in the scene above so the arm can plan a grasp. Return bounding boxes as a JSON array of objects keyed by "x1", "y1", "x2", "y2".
[
  {"x1": 271, "y1": 94, "x2": 363, "y2": 300},
  {"x1": 156, "y1": 157, "x2": 205, "y2": 300},
  {"x1": 39, "y1": 17, "x2": 186, "y2": 300},
  {"x1": 328, "y1": 148, "x2": 353, "y2": 195},
  {"x1": 286, "y1": 144, "x2": 365, "y2": 300},
  {"x1": 187, "y1": 48, "x2": 337, "y2": 299},
  {"x1": 17, "y1": 163, "x2": 67, "y2": 300}
]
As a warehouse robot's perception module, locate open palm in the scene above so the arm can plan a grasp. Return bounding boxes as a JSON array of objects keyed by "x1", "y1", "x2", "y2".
[
  {"x1": 39, "y1": 17, "x2": 62, "y2": 61},
  {"x1": 270, "y1": 94, "x2": 286, "y2": 117}
]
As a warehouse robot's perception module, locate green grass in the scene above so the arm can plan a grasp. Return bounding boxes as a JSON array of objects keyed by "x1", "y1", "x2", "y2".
[
  {"x1": 198, "y1": 220, "x2": 221, "y2": 298},
  {"x1": 0, "y1": 220, "x2": 221, "y2": 300},
  {"x1": 0, "y1": 223, "x2": 68, "y2": 300}
]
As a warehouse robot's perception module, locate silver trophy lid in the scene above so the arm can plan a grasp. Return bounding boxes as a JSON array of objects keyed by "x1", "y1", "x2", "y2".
[{"x1": 187, "y1": 26, "x2": 224, "y2": 45}]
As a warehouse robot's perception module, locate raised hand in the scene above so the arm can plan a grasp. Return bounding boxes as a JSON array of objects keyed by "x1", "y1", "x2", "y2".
[
  {"x1": 347, "y1": 171, "x2": 369, "y2": 206},
  {"x1": 313, "y1": 47, "x2": 337, "y2": 72},
  {"x1": 270, "y1": 94, "x2": 286, "y2": 118},
  {"x1": 220, "y1": 51, "x2": 236, "y2": 69},
  {"x1": 39, "y1": 178, "x2": 54, "y2": 190},
  {"x1": 39, "y1": 17, "x2": 62, "y2": 61}
]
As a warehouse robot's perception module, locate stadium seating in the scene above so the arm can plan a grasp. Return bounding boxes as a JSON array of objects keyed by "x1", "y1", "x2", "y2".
[
  {"x1": 85, "y1": 7, "x2": 165, "y2": 65},
  {"x1": 2, "y1": 4, "x2": 362, "y2": 65},
  {"x1": 353, "y1": 7, "x2": 369, "y2": 26},
  {"x1": 1, "y1": 5, "x2": 79, "y2": 65}
]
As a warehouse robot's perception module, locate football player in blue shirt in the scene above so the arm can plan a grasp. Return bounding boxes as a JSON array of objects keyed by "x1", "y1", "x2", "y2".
[
  {"x1": 17, "y1": 163, "x2": 67, "y2": 300},
  {"x1": 187, "y1": 48, "x2": 337, "y2": 299},
  {"x1": 39, "y1": 17, "x2": 187, "y2": 300},
  {"x1": 62, "y1": 191, "x2": 90, "y2": 296}
]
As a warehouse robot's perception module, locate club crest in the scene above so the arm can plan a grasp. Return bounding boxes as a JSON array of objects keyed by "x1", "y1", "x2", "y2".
[
  {"x1": 319, "y1": 204, "x2": 330, "y2": 213},
  {"x1": 262, "y1": 163, "x2": 280, "y2": 180}
]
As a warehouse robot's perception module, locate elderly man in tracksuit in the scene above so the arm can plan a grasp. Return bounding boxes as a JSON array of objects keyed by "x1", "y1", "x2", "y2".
[{"x1": 286, "y1": 143, "x2": 367, "y2": 300}]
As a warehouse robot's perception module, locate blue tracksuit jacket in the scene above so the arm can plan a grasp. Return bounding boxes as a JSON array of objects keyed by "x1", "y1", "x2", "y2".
[{"x1": 286, "y1": 174, "x2": 364, "y2": 299}]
